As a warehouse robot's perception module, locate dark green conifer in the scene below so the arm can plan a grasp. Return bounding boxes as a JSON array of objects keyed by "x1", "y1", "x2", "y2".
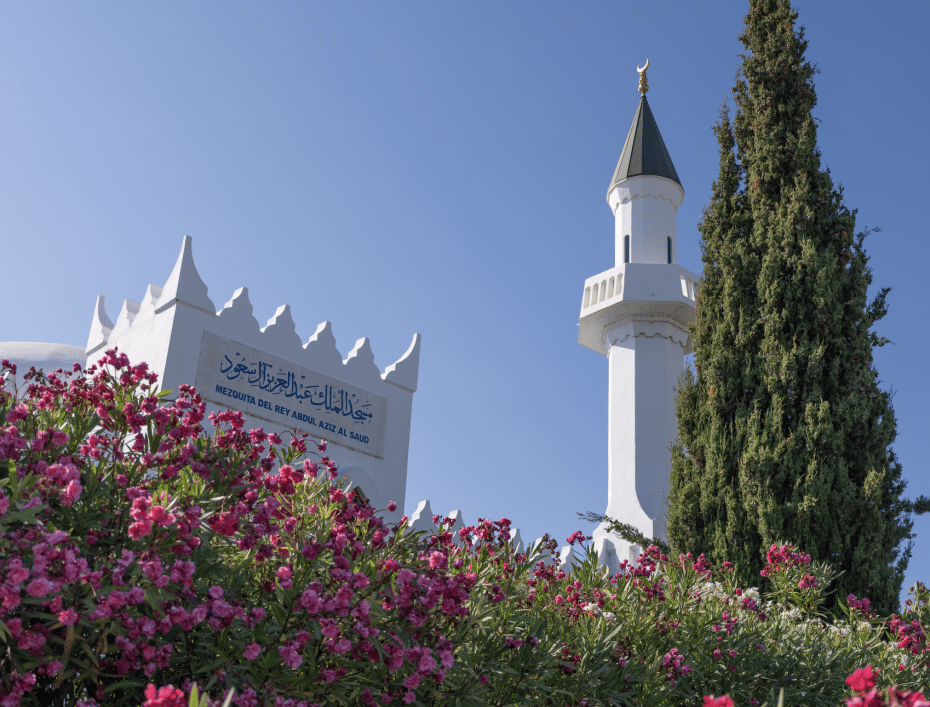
[{"x1": 666, "y1": 0, "x2": 924, "y2": 616}]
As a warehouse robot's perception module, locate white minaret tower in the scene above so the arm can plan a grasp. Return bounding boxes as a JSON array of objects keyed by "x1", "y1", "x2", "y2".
[{"x1": 581, "y1": 62, "x2": 700, "y2": 573}]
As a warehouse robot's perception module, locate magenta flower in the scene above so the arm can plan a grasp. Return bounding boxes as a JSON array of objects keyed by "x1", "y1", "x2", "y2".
[
  {"x1": 276, "y1": 565, "x2": 293, "y2": 589},
  {"x1": 244, "y1": 643, "x2": 261, "y2": 661},
  {"x1": 58, "y1": 608, "x2": 79, "y2": 626},
  {"x1": 846, "y1": 666, "x2": 880, "y2": 694},
  {"x1": 143, "y1": 684, "x2": 186, "y2": 707},
  {"x1": 60, "y1": 480, "x2": 82, "y2": 506},
  {"x1": 704, "y1": 697, "x2": 734, "y2": 707},
  {"x1": 25, "y1": 577, "x2": 53, "y2": 598},
  {"x1": 277, "y1": 645, "x2": 303, "y2": 669},
  {"x1": 128, "y1": 519, "x2": 153, "y2": 539},
  {"x1": 428, "y1": 551, "x2": 446, "y2": 570},
  {"x1": 43, "y1": 659, "x2": 63, "y2": 676},
  {"x1": 418, "y1": 653, "x2": 437, "y2": 673}
]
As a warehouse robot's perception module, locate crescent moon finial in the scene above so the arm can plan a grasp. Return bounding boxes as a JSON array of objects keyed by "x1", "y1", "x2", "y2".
[{"x1": 636, "y1": 59, "x2": 649, "y2": 96}]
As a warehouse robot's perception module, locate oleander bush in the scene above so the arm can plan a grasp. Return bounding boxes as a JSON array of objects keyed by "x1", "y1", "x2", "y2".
[{"x1": 0, "y1": 351, "x2": 928, "y2": 707}]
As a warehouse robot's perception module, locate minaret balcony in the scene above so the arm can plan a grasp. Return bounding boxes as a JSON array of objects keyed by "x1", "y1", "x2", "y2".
[{"x1": 578, "y1": 263, "x2": 700, "y2": 356}]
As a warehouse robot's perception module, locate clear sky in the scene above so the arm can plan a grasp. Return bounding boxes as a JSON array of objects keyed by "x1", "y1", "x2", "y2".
[{"x1": 2, "y1": 1, "x2": 928, "y2": 609}]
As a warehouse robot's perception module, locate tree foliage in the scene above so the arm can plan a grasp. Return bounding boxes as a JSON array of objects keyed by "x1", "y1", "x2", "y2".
[{"x1": 666, "y1": 0, "x2": 924, "y2": 617}]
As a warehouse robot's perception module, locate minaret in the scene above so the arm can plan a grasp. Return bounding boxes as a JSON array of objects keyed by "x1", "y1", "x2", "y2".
[{"x1": 580, "y1": 61, "x2": 700, "y2": 573}]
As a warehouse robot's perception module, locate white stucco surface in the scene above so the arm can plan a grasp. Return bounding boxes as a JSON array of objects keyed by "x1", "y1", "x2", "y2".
[{"x1": 608, "y1": 175, "x2": 684, "y2": 267}]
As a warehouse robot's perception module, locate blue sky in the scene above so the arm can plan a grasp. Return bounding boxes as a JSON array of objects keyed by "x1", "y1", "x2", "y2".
[{"x1": 2, "y1": 1, "x2": 928, "y2": 608}]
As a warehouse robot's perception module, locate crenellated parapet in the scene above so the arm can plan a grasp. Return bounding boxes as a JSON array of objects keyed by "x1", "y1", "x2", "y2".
[
  {"x1": 87, "y1": 236, "x2": 420, "y2": 394},
  {"x1": 85, "y1": 235, "x2": 421, "y2": 522},
  {"x1": 408, "y1": 500, "x2": 529, "y2": 557},
  {"x1": 402, "y1": 500, "x2": 622, "y2": 577}
]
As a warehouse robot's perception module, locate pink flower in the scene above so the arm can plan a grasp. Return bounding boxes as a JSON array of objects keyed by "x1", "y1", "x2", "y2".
[
  {"x1": 149, "y1": 506, "x2": 176, "y2": 527},
  {"x1": 128, "y1": 519, "x2": 153, "y2": 539},
  {"x1": 300, "y1": 589, "x2": 324, "y2": 613},
  {"x1": 704, "y1": 697, "x2": 734, "y2": 707},
  {"x1": 61, "y1": 480, "x2": 82, "y2": 506},
  {"x1": 278, "y1": 645, "x2": 303, "y2": 669},
  {"x1": 322, "y1": 668, "x2": 346, "y2": 683},
  {"x1": 244, "y1": 643, "x2": 261, "y2": 661},
  {"x1": 402, "y1": 692, "x2": 415, "y2": 704},
  {"x1": 396, "y1": 568, "x2": 415, "y2": 585},
  {"x1": 479, "y1": 675, "x2": 489, "y2": 685},
  {"x1": 418, "y1": 653, "x2": 437, "y2": 673},
  {"x1": 26, "y1": 578, "x2": 54, "y2": 597},
  {"x1": 58, "y1": 608, "x2": 79, "y2": 626},
  {"x1": 846, "y1": 666, "x2": 880, "y2": 695},
  {"x1": 276, "y1": 565, "x2": 293, "y2": 589},
  {"x1": 566, "y1": 530, "x2": 587, "y2": 545},
  {"x1": 143, "y1": 684, "x2": 186, "y2": 707},
  {"x1": 798, "y1": 574, "x2": 818, "y2": 590},
  {"x1": 211, "y1": 599, "x2": 234, "y2": 619},
  {"x1": 320, "y1": 619, "x2": 340, "y2": 639},
  {"x1": 388, "y1": 501, "x2": 397, "y2": 512},
  {"x1": 208, "y1": 585, "x2": 224, "y2": 599}
]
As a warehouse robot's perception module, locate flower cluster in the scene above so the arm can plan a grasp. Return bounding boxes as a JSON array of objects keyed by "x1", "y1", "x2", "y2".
[
  {"x1": 760, "y1": 542, "x2": 811, "y2": 578},
  {"x1": 845, "y1": 666, "x2": 930, "y2": 707},
  {"x1": 849, "y1": 594, "x2": 876, "y2": 619},
  {"x1": 2, "y1": 353, "x2": 930, "y2": 707},
  {"x1": 0, "y1": 352, "x2": 490, "y2": 706},
  {"x1": 660, "y1": 648, "x2": 692, "y2": 686}
]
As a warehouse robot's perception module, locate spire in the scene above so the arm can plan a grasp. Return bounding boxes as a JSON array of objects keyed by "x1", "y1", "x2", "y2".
[{"x1": 608, "y1": 62, "x2": 681, "y2": 193}]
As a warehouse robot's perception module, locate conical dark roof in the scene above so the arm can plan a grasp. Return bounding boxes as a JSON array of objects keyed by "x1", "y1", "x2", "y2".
[{"x1": 608, "y1": 95, "x2": 681, "y2": 193}]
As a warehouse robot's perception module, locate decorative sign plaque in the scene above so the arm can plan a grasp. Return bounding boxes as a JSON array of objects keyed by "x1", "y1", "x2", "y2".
[{"x1": 196, "y1": 331, "x2": 387, "y2": 458}]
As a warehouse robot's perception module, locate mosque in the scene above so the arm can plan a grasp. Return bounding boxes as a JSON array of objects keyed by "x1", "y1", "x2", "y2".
[{"x1": 1, "y1": 63, "x2": 699, "y2": 574}]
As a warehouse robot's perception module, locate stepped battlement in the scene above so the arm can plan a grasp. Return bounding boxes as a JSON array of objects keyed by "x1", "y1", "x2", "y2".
[{"x1": 87, "y1": 236, "x2": 420, "y2": 394}]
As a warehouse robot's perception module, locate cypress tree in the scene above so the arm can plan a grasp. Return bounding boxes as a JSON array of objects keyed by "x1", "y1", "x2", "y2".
[{"x1": 666, "y1": 0, "x2": 924, "y2": 616}]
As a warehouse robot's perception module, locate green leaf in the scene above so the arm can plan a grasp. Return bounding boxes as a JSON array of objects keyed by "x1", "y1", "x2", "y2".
[{"x1": 104, "y1": 679, "x2": 146, "y2": 694}]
